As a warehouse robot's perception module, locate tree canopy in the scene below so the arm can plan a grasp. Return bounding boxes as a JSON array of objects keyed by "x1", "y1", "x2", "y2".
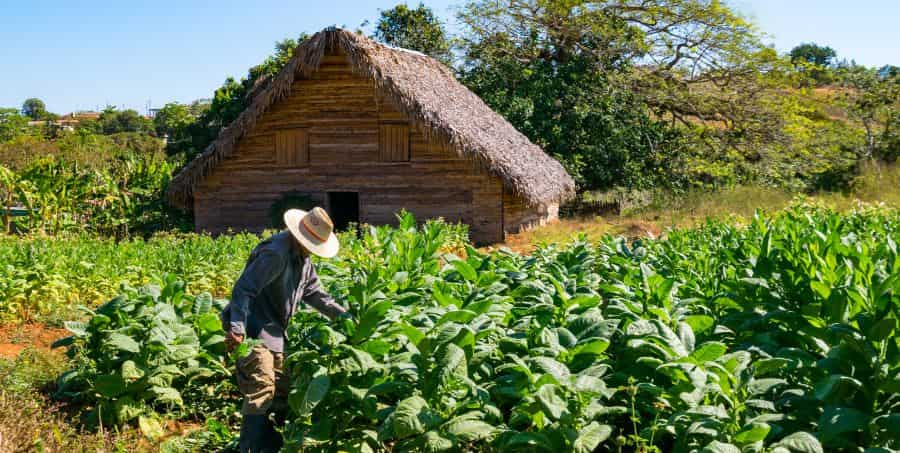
[
  {"x1": 791, "y1": 43, "x2": 837, "y2": 67},
  {"x1": 373, "y1": 3, "x2": 453, "y2": 65},
  {"x1": 22, "y1": 98, "x2": 48, "y2": 120}
]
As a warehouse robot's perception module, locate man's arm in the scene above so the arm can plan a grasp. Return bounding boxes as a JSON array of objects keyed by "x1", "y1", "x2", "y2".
[
  {"x1": 229, "y1": 250, "x2": 286, "y2": 335},
  {"x1": 303, "y1": 264, "x2": 347, "y2": 320}
]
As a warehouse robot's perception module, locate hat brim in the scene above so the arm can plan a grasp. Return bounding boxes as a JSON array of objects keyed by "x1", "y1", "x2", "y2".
[{"x1": 283, "y1": 209, "x2": 340, "y2": 258}]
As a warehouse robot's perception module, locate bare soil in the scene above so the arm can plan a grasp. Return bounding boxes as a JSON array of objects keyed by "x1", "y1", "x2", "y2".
[{"x1": 0, "y1": 322, "x2": 68, "y2": 359}]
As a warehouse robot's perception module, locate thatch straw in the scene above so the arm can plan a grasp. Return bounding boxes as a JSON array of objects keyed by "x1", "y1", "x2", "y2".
[{"x1": 166, "y1": 28, "x2": 575, "y2": 209}]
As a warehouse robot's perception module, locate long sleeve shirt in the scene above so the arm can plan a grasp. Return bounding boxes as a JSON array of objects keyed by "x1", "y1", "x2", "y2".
[{"x1": 220, "y1": 230, "x2": 346, "y2": 352}]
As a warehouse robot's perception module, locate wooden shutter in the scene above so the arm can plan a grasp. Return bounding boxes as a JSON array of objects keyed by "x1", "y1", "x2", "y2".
[
  {"x1": 379, "y1": 124, "x2": 410, "y2": 162},
  {"x1": 276, "y1": 129, "x2": 309, "y2": 166}
]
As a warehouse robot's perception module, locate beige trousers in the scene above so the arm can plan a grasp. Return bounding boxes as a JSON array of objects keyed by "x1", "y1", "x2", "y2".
[{"x1": 235, "y1": 344, "x2": 289, "y2": 415}]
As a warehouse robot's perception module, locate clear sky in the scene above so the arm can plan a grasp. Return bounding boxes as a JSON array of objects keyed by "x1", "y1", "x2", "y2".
[{"x1": 2, "y1": 0, "x2": 897, "y2": 115}]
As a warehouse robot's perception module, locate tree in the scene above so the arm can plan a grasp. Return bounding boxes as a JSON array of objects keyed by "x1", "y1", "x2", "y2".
[
  {"x1": 790, "y1": 43, "x2": 837, "y2": 86},
  {"x1": 0, "y1": 108, "x2": 30, "y2": 142},
  {"x1": 373, "y1": 3, "x2": 453, "y2": 65},
  {"x1": 153, "y1": 102, "x2": 197, "y2": 155},
  {"x1": 96, "y1": 107, "x2": 154, "y2": 135},
  {"x1": 457, "y1": 0, "x2": 786, "y2": 190},
  {"x1": 837, "y1": 64, "x2": 900, "y2": 162},
  {"x1": 790, "y1": 43, "x2": 836, "y2": 67},
  {"x1": 21, "y1": 98, "x2": 48, "y2": 120}
]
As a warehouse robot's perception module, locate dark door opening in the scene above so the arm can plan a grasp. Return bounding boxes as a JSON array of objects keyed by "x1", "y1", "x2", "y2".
[{"x1": 326, "y1": 192, "x2": 359, "y2": 232}]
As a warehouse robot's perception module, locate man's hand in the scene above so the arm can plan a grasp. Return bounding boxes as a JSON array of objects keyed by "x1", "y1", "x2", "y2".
[{"x1": 225, "y1": 330, "x2": 244, "y2": 353}]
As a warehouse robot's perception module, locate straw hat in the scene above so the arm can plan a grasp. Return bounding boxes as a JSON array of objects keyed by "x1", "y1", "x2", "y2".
[{"x1": 283, "y1": 207, "x2": 339, "y2": 258}]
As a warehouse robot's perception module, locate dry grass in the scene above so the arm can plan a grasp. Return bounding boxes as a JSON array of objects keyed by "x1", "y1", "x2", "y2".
[
  {"x1": 0, "y1": 347, "x2": 153, "y2": 453},
  {"x1": 498, "y1": 164, "x2": 899, "y2": 253},
  {"x1": 0, "y1": 387, "x2": 152, "y2": 453}
]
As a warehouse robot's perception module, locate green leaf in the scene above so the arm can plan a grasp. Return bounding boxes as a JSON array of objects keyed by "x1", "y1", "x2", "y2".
[
  {"x1": 443, "y1": 417, "x2": 496, "y2": 442},
  {"x1": 421, "y1": 430, "x2": 453, "y2": 451},
  {"x1": 397, "y1": 322, "x2": 425, "y2": 346},
  {"x1": 813, "y1": 375, "x2": 863, "y2": 401},
  {"x1": 702, "y1": 440, "x2": 741, "y2": 453},
  {"x1": 734, "y1": 422, "x2": 770, "y2": 444},
  {"x1": 684, "y1": 315, "x2": 715, "y2": 334},
  {"x1": 63, "y1": 321, "x2": 88, "y2": 337},
  {"x1": 818, "y1": 406, "x2": 868, "y2": 442},
  {"x1": 571, "y1": 339, "x2": 610, "y2": 358},
  {"x1": 297, "y1": 372, "x2": 330, "y2": 417},
  {"x1": 436, "y1": 310, "x2": 478, "y2": 326},
  {"x1": 121, "y1": 360, "x2": 144, "y2": 381},
  {"x1": 773, "y1": 432, "x2": 823, "y2": 453},
  {"x1": 531, "y1": 356, "x2": 570, "y2": 383},
  {"x1": 810, "y1": 281, "x2": 831, "y2": 300},
  {"x1": 691, "y1": 342, "x2": 728, "y2": 362},
  {"x1": 192, "y1": 292, "x2": 213, "y2": 316},
  {"x1": 753, "y1": 358, "x2": 792, "y2": 376},
  {"x1": 391, "y1": 396, "x2": 443, "y2": 440},
  {"x1": 868, "y1": 317, "x2": 895, "y2": 342},
  {"x1": 748, "y1": 378, "x2": 787, "y2": 395},
  {"x1": 572, "y1": 422, "x2": 612, "y2": 453},
  {"x1": 450, "y1": 260, "x2": 477, "y2": 282},
  {"x1": 503, "y1": 431, "x2": 554, "y2": 451},
  {"x1": 352, "y1": 300, "x2": 393, "y2": 343},
  {"x1": 149, "y1": 386, "x2": 183, "y2": 406},
  {"x1": 114, "y1": 396, "x2": 144, "y2": 423},
  {"x1": 94, "y1": 374, "x2": 126, "y2": 398},
  {"x1": 535, "y1": 384, "x2": 568, "y2": 421},
  {"x1": 105, "y1": 333, "x2": 141, "y2": 354}
]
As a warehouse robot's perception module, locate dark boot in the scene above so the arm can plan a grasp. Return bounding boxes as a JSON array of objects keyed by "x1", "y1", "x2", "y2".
[{"x1": 239, "y1": 414, "x2": 283, "y2": 453}]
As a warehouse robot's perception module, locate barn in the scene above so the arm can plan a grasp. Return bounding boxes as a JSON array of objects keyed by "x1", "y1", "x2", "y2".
[{"x1": 166, "y1": 28, "x2": 575, "y2": 244}]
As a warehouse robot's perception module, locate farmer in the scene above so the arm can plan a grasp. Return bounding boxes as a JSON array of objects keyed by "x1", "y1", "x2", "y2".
[{"x1": 221, "y1": 207, "x2": 348, "y2": 453}]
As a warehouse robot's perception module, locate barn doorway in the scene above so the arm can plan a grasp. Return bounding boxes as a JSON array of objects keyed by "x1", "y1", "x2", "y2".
[{"x1": 327, "y1": 192, "x2": 359, "y2": 232}]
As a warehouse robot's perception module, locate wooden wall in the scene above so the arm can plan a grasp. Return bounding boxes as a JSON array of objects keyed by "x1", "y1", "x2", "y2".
[
  {"x1": 503, "y1": 188, "x2": 559, "y2": 234},
  {"x1": 193, "y1": 51, "x2": 551, "y2": 244}
]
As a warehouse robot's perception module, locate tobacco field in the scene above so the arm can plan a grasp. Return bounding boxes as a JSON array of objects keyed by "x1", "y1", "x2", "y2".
[{"x1": 17, "y1": 206, "x2": 900, "y2": 451}]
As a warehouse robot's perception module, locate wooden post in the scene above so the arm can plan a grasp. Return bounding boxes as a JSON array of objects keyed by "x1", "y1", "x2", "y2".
[{"x1": 3, "y1": 192, "x2": 10, "y2": 235}]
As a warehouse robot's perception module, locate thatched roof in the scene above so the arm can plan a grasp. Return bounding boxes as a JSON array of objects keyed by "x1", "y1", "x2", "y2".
[{"x1": 166, "y1": 28, "x2": 575, "y2": 209}]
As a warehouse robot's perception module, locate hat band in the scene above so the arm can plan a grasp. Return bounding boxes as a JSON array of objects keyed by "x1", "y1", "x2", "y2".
[{"x1": 301, "y1": 218, "x2": 328, "y2": 242}]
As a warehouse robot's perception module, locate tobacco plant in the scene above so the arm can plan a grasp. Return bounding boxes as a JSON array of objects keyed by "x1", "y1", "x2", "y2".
[
  {"x1": 52, "y1": 274, "x2": 239, "y2": 428},
  {"x1": 283, "y1": 207, "x2": 898, "y2": 451}
]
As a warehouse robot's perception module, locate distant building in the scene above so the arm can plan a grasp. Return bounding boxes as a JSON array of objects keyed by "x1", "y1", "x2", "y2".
[{"x1": 24, "y1": 111, "x2": 101, "y2": 132}]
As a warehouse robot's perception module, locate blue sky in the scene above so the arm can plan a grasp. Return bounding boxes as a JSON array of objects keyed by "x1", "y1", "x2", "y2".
[{"x1": 1, "y1": 0, "x2": 897, "y2": 114}]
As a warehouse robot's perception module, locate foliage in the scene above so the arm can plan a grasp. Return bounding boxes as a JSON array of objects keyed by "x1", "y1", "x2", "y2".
[
  {"x1": 21, "y1": 98, "x2": 48, "y2": 121},
  {"x1": 456, "y1": 0, "x2": 800, "y2": 192},
  {"x1": 835, "y1": 64, "x2": 900, "y2": 162},
  {"x1": 153, "y1": 101, "x2": 208, "y2": 156},
  {"x1": 790, "y1": 43, "x2": 837, "y2": 67},
  {"x1": 278, "y1": 207, "x2": 898, "y2": 451},
  {"x1": 0, "y1": 108, "x2": 30, "y2": 142},
  {"x1": 0, "y1": 131, "x2": 189, "y2": 237},
  {"x1": 51, "y1": 275, "x2": 240, "y2": 428},
  {"x1": 0, "y1": 231, "x2": 260, "y2": 321},
  {"x1": 373, "y1": 3, "x2": 453, "y2": 65},
  {"x1": 790, "y1": 43, "x2": 837, "y2": 86},
  {"x1": 81, "y1": 106, "x2": 155, "y2": 135}
]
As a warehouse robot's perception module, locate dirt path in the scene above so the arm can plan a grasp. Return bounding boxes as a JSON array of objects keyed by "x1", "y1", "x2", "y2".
[{"x1": 0, "y1": 322, "x2": 68, "y2": 359}]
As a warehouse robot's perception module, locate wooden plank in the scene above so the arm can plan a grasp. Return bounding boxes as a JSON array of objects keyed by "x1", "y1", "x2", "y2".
[{"x1": 275, "y1": 129, "x2": 308, "y2": 167}]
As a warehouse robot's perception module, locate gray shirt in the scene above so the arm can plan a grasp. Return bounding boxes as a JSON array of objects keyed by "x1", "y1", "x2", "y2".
[{"x1": 221, "y1": 230, "x2": 346, "y2": 352}]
